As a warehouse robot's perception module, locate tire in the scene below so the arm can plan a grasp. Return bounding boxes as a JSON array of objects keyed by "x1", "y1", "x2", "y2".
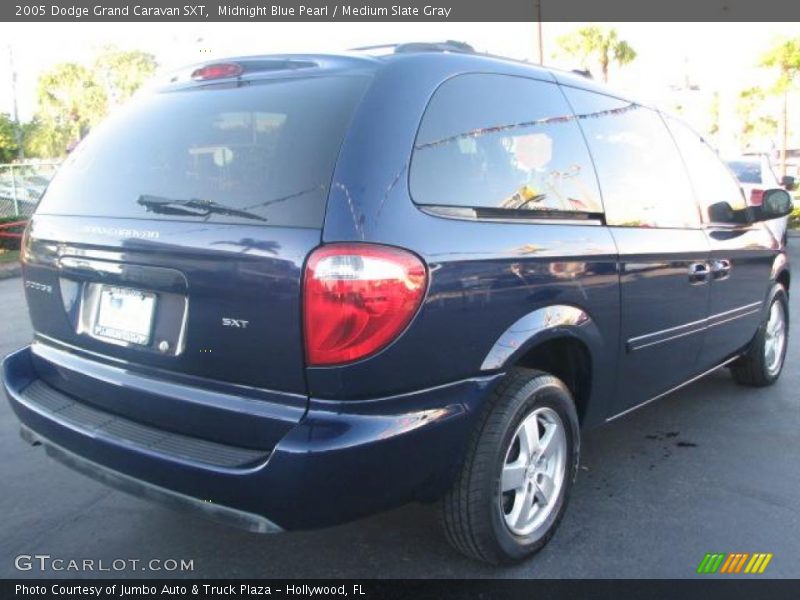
[
  {"x1": 440, "y1": 368, "x2": 580, "y2": 564},
  {"x1": 731, "y1": 284, "x2": 789, "y2": 387}
]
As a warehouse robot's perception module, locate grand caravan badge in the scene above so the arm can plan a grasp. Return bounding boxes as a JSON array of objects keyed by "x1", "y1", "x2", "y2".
[{"x1": 81, "y1": 225, "x2": 160, "y2": 240}]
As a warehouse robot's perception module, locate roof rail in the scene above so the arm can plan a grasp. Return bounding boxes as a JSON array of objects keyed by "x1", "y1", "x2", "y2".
[
  {"x1": 350, "y1": 41, "x2": 476, "y2": 55},
  {"x1": 571, "y1": 69, "x2": 594, "y2": 80},
  {"x1": 395, "y1": 41, "x2": 475, "y2": 54}
]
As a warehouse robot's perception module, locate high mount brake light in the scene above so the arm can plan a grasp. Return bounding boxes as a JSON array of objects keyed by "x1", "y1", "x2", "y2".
[
  {"x1": 303, "y1": 244, "x2": 428, "y2": 366},
  {"x1": 191, "y1": 63, "x2": 244, "y2": 81}
]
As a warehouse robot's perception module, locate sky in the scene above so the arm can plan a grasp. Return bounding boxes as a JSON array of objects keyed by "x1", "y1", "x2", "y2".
[{"x1": 0, "y1": 21, "x2": 797, "y2": 151}]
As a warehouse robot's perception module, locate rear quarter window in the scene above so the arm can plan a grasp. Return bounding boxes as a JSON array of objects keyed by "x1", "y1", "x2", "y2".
[
  {"x1": 37, "y1": 75, "x2": 371, "y2": 228},
  {"x1": 410, "y1": 74, "x2": 602, "y2": 216}
]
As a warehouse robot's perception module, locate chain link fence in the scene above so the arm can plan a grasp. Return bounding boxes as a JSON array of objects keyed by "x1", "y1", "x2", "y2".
[{"x1": 0, "y1": 162, "x2": 62, "y2": 219}]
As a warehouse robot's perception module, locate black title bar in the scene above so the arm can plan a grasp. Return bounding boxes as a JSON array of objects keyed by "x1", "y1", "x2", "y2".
[
  {"x1": 5, "y1": 579, "x2": 800, "y2": 600},
  {"x1": 5, "y1": 0, "x2": 800, "y2": 21}
]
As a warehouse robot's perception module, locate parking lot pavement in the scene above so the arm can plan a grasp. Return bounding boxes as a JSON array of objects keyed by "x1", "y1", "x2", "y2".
[{"x1": 1, "y1": 247, "x2": 799, "y2": 580}]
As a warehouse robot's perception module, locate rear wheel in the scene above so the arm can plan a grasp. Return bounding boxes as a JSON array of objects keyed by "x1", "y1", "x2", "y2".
[
  {"x1": 440, "y1": 368, "x2": 579, "y2": 564},
  {"x1": 731, "y1": 285, "x2": 789, "y2": 387}
]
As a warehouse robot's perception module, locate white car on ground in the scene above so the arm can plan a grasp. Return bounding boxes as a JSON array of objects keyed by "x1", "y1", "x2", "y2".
[{"x1": 727, "y1": 155, "x2": 795, "y2": 245}]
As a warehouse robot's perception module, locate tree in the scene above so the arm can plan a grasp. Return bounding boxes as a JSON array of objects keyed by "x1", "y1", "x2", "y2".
[
  {"x1": 708, "y1": 91, "x2": 720, "y2": 139},
  {"x1": 0, "y1": 113, "x2": 19, "y2": 163},
  {"x1": 93, "y1": 46, "x2": 157, "y2": 107},
  {"x1": 28, "y1": 46, "x2": 158, "y2": 158},
  {"x1": 555, "y1": 26, "x2": 637, "y2": 83},
  {"x1": 760, "y1": 37, "x2": 800, "y2": 176},
  {"x1": 35, "y1": 62, "x2": 108, "y2": 157},
  {"x1": 736, "y1": 86, "x2": 778, "y2": 150},
  {"x1": 20, "y1": 119, "x2": 54, "y2": 159}
]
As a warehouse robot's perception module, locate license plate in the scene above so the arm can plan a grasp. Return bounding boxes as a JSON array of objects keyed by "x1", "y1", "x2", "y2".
[{"x1": 93, "y1": 286, "x2": 157, "y2": 346}]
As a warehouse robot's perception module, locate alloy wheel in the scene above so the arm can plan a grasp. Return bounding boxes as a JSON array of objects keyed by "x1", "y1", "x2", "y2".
[{"x1": 499, "y1": 407, "x2": 567, "y2": 537}]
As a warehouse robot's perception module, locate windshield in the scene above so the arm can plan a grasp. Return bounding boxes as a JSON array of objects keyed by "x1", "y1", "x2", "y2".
[
  {"x1": 727, "y1": 160, "x2": 763, "y2": 185},
  {"x1": 37, "y1": 75, "x2": 371, "y2": 227}
]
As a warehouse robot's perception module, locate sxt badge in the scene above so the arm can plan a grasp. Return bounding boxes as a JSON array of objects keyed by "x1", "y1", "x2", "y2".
[{"x1": 222, "y1": 318, "x2": 249, "y2": 329}]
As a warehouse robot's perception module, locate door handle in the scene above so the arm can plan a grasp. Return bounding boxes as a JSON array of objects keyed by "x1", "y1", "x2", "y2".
[
  {"x1": 710, "y1": 259, "x2": 731, "y2": 280},
  {"x1": 688, "y1": 262, "x2": 710, "y2": 284}
]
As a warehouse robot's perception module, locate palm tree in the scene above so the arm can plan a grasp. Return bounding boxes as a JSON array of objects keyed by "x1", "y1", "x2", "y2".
[
  {"x1": 736, "y1": 86, "x2": 778, "y2": 151},
  {"x1": 555, "y1": 26, "x2": 637, "y2": 83},
  {"x1": 760, "y1": 37, "x2": 800, "y2": 177}
]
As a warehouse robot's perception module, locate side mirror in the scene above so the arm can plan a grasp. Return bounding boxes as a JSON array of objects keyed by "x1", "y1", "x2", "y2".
[
  {"x1": 781, "y1": 175, "x2": 796, "y2": 191},
  {"x1": 707, "y1": 201, "x2": 753, "y2": 225},
  {"x1": 756, "y1": 188, "x2": 793, "y2": 221}
]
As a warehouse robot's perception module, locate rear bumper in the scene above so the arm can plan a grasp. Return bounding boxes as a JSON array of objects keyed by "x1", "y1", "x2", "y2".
[
  {"x1": 2, "y1": 345, "x2": 501, "y2": 531},
  {"x1": 19, "y1": 424, "x2": 282, "y2": 533}
]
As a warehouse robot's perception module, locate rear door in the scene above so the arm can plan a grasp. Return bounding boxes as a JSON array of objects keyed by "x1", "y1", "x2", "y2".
[
  {"x1": 562, "y1": 87, "x2": 711, "y2": 416},
  {"x1": 666, "y1": 118, "x2": 778, "y2": 369},
  {"x1": 24, "y1": 73, "x2": 371, "y2": 399}
]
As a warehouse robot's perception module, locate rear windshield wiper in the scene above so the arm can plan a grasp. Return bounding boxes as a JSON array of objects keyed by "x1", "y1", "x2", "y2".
[{"x1": 137, "y1": 195, "x2": 268, "y2": 222}]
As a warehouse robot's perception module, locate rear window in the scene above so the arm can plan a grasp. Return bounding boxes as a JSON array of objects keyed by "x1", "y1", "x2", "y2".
[
  {"x1": 37, "y1": 75, "x2": 371, "y2": 228},
  {"x1": 727, "y1": 160, "x2": 763, "y2": 184}
]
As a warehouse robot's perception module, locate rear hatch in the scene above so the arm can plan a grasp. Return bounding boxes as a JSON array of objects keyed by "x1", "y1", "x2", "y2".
[{"x1": 22, "y1": 68, "x2": 371, "y2": 427}]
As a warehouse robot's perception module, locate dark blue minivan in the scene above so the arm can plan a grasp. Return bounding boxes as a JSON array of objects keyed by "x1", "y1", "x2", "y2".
[{"x1": 2, "y1": 42, "x2": 793, "y2": 564}]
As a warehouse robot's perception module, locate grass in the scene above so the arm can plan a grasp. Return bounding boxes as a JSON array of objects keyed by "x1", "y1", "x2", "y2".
[{"x1": 0, "y1": 249, "x2": 20, "y2": 263}]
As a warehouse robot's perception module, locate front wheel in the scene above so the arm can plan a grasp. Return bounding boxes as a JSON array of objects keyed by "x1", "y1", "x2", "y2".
[
  {"x1": 440, "y1": 368, "x2": 579, "y2": 564},
  {"x1": 731, "y1": 285, "x2": 789, "y2": 387}
]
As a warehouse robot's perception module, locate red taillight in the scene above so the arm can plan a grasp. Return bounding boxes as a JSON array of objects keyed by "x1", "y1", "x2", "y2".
[
  {"x1": 190, "y1": 63, "x2": 243, "y2": 81},
  {"x1": 303, "y1": 244, "x2": 427, "y2": 366}
]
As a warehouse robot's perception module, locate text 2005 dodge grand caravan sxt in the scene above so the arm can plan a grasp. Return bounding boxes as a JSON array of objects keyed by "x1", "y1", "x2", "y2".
[{"x1": 2, "y1": 42, "x2": 793, "y2": 564}]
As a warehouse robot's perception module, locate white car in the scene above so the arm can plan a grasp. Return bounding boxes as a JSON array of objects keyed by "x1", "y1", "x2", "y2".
[{"x1": 727, "y1": 155, "x2": 793, "y2": 245}]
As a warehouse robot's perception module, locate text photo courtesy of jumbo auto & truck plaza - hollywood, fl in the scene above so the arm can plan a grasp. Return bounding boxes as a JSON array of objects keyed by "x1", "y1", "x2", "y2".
[{"x1": 1, "y1": 1, "x2": 800, "y2": 598}]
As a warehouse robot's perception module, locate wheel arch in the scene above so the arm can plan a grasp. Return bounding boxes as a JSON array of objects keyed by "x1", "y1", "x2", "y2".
[
  {"x1": 777, "y1": 269, "x2": 790, "y2": 293},
  {"x1": 771, "y1": 252, "x2": 790, "y2": 294},
  {"x1": 480, "y1": 305, "x2": 606, "y2": 426}
]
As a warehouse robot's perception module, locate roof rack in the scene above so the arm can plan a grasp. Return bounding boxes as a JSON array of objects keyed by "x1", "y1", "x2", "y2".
[{"x1": 350, "y1": 41, "x2": 476, "y2": 55}]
